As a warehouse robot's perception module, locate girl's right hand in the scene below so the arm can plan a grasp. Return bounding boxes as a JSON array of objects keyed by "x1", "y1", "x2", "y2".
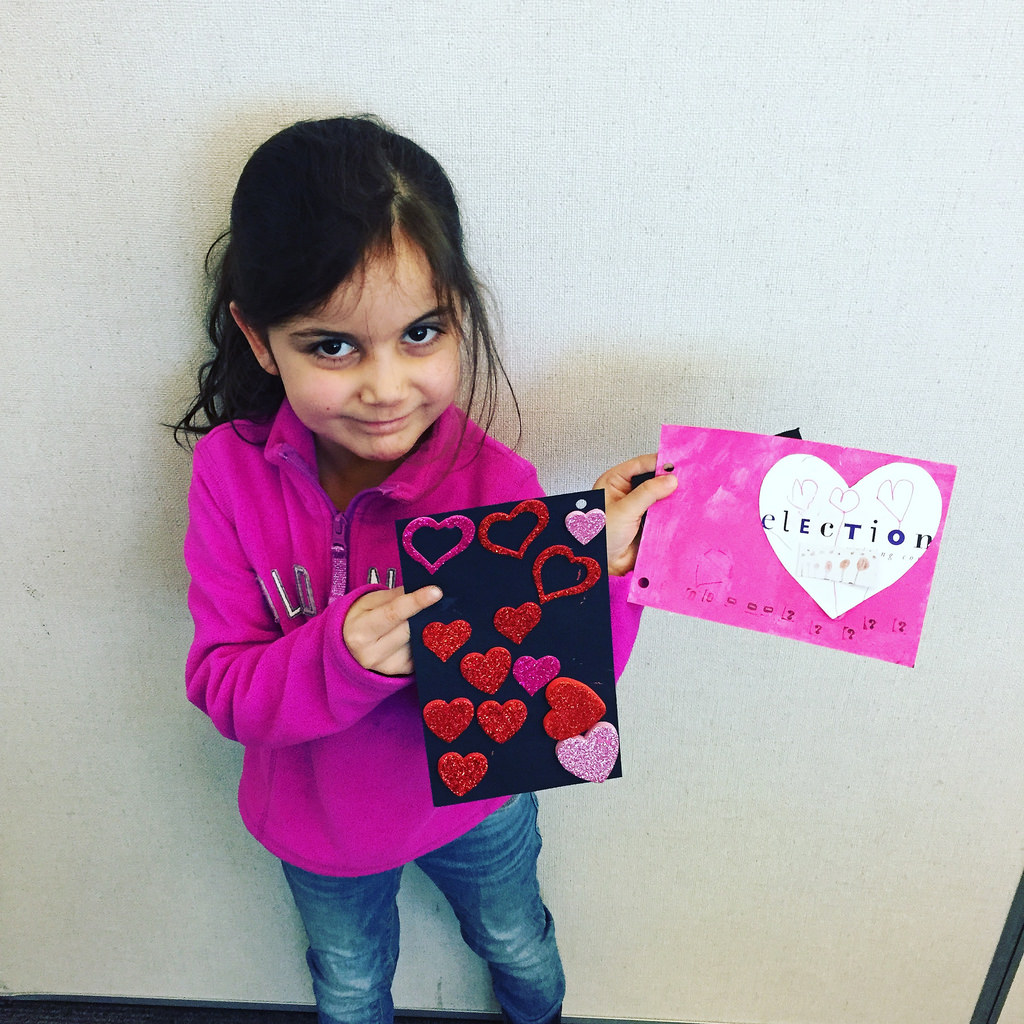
[{"x1": 343, "y1": 585, "x2": 443, "y2": 676}]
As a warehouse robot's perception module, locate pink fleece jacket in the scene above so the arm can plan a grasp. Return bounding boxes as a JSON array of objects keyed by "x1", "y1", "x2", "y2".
[{"x1": 184, "y1": 400, "x2": 641, "y2": 876}]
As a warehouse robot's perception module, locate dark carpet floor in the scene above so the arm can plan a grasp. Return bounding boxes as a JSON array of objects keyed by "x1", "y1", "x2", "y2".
[{"x1": 0, "y1": 1000, "x2": 493, "y2": 1024}]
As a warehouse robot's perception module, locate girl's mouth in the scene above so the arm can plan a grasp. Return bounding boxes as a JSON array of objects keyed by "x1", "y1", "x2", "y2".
[{"x1": 355, "y1": 415, "x2": 409, "y2": 434}]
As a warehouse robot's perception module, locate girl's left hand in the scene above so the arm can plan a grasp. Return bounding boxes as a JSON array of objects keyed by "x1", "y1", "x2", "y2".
[{"x1": 594, "y1": 454, "x2": 677, "y2": 576}]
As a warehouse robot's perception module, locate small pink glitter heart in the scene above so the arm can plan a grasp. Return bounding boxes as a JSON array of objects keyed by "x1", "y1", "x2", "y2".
[
  {"x1": 564, "y1": 509, "x2": 605, "y2": 545},
  {"x1": 512, "y1": 654, "x2": 560, "y2": 696},
  {"x1": 402, "y1": 515, "x2": 475, "y2": 574},
  {"x1": 555, "y1": 722, "x2": 619, "y2": 783}
]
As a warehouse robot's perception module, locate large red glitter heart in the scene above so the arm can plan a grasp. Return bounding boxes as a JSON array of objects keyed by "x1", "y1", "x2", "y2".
[
  {"x1": 437, "y1": 751, "x2": 488, "y2": 797},
  {"x1": 532, "y1": 545, "x2": 601, "y2": 604},
  {"x1": 493, "y1": 602, "x2": 541, "y2": 644},
  {"x1": 422, "y1": 698, "x2": 475, "y2": 743},
  {"x1": 477, "y1": 699, "x2": 527, "y2": 744},
  {"x1": 460, "y1": 647, "x2": 512, "y2": 694},
  {"x1": 479, "y1": 499, "x2": 549, "y2": 559},
  {"x1": 422, "y1": 620, "x2": 472, "y2": 662},
  {"x1": 542, "y1": 677, "x2": 607, "y2": 740}
]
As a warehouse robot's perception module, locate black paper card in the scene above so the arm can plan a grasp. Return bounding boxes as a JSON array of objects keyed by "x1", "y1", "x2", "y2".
[{"x1": 397, "y1": 490, "x2": 621, "y2": 805}]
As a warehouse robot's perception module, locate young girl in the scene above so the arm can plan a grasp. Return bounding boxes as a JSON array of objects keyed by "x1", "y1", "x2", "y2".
[{"x1": 178, "y1": 115, "x2": 675, "y2": 1024}]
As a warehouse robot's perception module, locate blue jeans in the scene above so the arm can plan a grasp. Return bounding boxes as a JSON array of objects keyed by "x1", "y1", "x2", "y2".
[{"x1": 282, "y1": 793, "x2": 565, "y2": 1024}]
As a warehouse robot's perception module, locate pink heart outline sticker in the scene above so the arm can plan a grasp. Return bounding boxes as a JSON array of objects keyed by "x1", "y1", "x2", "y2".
[
  {"x1": 402, "y1": 515, "x2": 475, "y2": 574},
  {"x1": 512, "y1": 654, "x2": 561, "y2": 696},
  {"x1": 555, "y1": 722, "x2": 620, "y2": 783}
]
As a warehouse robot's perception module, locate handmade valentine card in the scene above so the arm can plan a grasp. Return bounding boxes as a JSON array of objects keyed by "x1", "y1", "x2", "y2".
[
  {"x1": 630, "y1": 427, "x2": 956, "y2": 666},
  {"x1": 397, "y1": 490, "x2": 621, "y2": 805}
]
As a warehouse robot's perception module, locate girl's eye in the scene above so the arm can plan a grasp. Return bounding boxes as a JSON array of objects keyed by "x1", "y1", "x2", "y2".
[
  {"x1": 314, "y1": 338, "x2": 357, "y2": 359},
  {"x1": 404, "y1": 324, "x2": 441, "y2": 346}
]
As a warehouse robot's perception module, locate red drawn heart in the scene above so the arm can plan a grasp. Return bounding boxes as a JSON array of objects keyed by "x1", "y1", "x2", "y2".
[
  {"x1": 542, "y1": 677, "x2": 607, "y2": 740},
  {"x1": 437, "y1": 751, "x2": 488, "y2": 797},
  {"x1": 477, "y1": 699, "x2": 527, "y2": 744},
  {"x1": 532, "y1": 545, "x2": 601, "y2": 604},
  {"x1": 479, "y1": 499, "x2": 549, "y2": 559},
  {"x1": 460, "y1": 647, "x2": 512, "y2": 694},
  {"x1": 422, "y1": 620, "x2": 472, "y2": 662},
  {"x1": 493, "y1": 602, "x2": 541, "y2": 644},
  {"x1": 423, "y1": 698, "x2": 475, "y2": 743}
]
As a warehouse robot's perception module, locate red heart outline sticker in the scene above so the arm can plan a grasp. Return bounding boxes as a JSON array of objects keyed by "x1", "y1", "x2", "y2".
[
  {"x1": 437, "y1": 751, "x2": 488, "y2": 796},
  {"x1": 479, "y1": 499, "x2": 549, "y2": 559},
  {"x1": 532, "y1": 545, "x2": 601, "y2": 604}
]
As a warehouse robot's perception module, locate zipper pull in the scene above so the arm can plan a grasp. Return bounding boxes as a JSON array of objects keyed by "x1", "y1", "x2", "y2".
[{"x1": 329, "y1": 513, "x2": 347, "y2": 602}]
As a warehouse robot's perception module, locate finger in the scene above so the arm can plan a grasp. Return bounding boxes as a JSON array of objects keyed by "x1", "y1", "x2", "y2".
[
  {"x1": 370, "y1": 645, "x2": 415, "y2": 678},
  {"x1": 593, "y1": 453, "x2": 658, "y2": 493},
  {"x1": 368, "y1": 586, "x2": 443, "y2": 673},
  {"x1": 360, "y1": 585, "x2": 443, "y2": 633},
  {"x1": 345, "y1": 589, "x2": 442, "y2": 676},
  {"x1": 608, "y1": 470, "x2": 678, "y2": 520},
  {"x1": 385, "y1": 584, "x2": 444, "y2": 627}
]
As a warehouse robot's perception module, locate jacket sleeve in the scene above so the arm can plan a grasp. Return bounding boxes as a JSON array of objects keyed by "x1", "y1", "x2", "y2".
[
  {"x1": 184, "y1": 457, "x2": 409, "y2": 749},
  {"x1": 608, "y1": 573, "x2": 642, "y2": 682}
]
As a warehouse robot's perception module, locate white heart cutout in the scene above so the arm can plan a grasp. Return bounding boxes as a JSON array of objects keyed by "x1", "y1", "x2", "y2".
[{"x1": 759, "y1": 455, "x2": 942, "y2": 619}]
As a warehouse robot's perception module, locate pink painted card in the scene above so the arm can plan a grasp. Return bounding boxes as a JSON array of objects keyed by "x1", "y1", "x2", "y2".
[{"x1": 629, "y1": 427, "x2": 956, "y2": 666}]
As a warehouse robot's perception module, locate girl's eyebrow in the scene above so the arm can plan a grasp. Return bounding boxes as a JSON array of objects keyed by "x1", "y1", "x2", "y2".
[{"x1": 288, "y1": 306, "x2": 452, "y2": 340}]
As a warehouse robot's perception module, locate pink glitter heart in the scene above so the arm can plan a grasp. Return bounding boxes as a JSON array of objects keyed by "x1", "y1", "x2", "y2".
[
  {"x1": 402, "y1": 515, "x2": 475, "y2": 574},
  {"x1": 555, "y1": 722, "x2": 619, "y2": 783},
  {"x1": 512, "y1": 655, "x2": 560, "y2": 696},
  {"x1": 564, "y1": 509, "x2": 605, "y2": 545}
]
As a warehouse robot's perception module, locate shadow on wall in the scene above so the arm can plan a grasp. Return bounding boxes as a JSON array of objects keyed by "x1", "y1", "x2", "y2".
[{"x1": 508, "y1": 338, "x2": 781, "y2": 489}]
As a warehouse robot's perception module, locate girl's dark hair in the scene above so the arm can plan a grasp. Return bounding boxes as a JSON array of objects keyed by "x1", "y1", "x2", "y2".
[{"x1": 175, "y1": 115, "x2": 518, "y2": 445}]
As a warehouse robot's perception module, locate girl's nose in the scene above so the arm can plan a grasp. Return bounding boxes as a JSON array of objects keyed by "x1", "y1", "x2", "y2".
[{"x1": 358, "y1": 351, "x2": 406, "y2": 406}]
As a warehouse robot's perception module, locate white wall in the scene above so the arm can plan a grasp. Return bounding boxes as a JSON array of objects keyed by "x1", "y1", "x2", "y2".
[{"x1": 3, "y1": 2, "x2": 1023, "y2": 1022}]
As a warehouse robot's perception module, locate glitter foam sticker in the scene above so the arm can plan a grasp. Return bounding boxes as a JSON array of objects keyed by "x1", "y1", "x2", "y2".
[{"x1": 556, "y1": 722, "x2": 620, "y2": 782}]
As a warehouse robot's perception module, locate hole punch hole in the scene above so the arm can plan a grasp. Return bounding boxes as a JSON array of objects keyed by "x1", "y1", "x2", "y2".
[
  {"x1": 662, "y1": 463, "x2": 675, "y2": 473},
  {"x1": 576, "y1": 498, "x2": 587, "y2": 510},
  {"x1": 638, "y1": 577, "x2": 650, "y2": 588}
]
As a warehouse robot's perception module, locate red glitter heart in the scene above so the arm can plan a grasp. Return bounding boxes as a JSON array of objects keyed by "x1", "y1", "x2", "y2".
[
  {"x1": 422, "y1": 698, "x2": 475, "y2": 743},
  {"x1": 437, "y1": 751, "x2": 488, "y2": 797},
  {"x1": 542, "y1": 677, "x2": 607, "y2": 740},
  {"x1": 422, "y1": 620, "x2": 472, "y2": 662},
  {"x1": 493, "y1": 602, "x2": 541, "y2": 644},
  {"x1": 460, "y1": 647, "x2": 512, "y2": 694},
  {"x1": 532, "y1": 545, "x2": 601, "y2": 604},
  {"x1": 477, "y1": 699, "x2": 527, "y2": 744},
  {"x1": 479, "y1": 499, "x2": 549, "y2": 559}
]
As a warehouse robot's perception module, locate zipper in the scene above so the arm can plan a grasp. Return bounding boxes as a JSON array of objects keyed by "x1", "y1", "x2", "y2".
[
  {"x1": 275, "y1": 444, "x2": 397, "y2": 605},
  {"x1": 330, "y1": 512, "x2": 348, "y2": 603}
]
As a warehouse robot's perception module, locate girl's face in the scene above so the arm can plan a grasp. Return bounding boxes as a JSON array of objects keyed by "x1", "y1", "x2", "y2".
[{"x1": 235, "y1": 235, "x2": 461, "y2": 499}]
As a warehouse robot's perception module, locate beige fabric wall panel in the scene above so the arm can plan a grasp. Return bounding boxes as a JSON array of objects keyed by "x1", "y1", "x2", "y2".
[{"x1": 3, "y1": 2, "x2": 1022, "y2": 1022}]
